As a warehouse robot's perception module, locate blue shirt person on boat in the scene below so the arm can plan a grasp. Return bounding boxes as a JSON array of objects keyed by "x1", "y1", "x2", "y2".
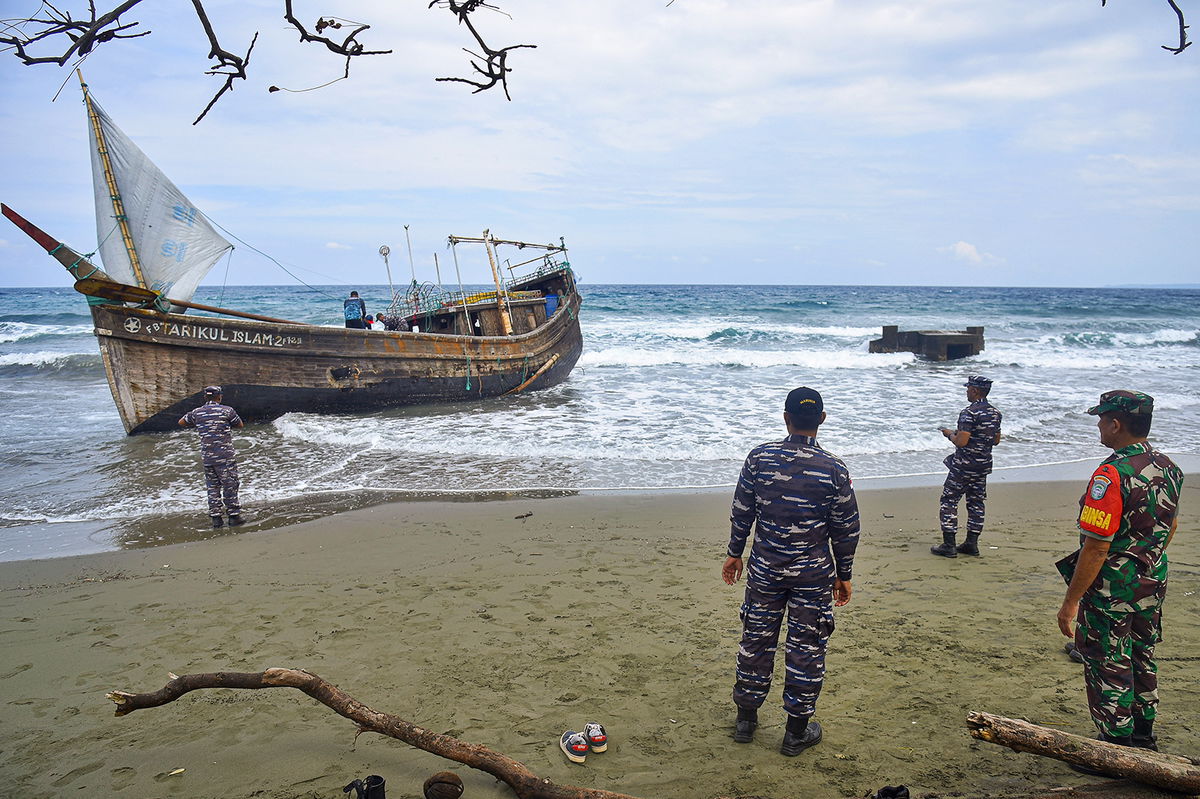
[
  {"x1": 179, "y1": 385, "x2": 245, "y2": 528},
  {"x1": 344, "y1": 291, "x2": 367, "y2": 329}
]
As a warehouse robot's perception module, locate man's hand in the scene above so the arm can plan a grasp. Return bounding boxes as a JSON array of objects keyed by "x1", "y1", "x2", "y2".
[
  {"x1": 722, "y1": 556, "x2": 743, "y2": 585},
  {"x1": 834, "y1": 578, "x2": 852, "y2": 606},
  {"x1": 1057, "y1": 598, "x2": 1079, "y2": 637}
]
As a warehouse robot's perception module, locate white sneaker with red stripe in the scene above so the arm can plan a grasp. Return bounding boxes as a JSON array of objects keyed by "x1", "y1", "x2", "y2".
[
  {"x1": 559, "y1": 730, "x2": 589, "y2": 763},
  {"x1": 583, "y1": 721, "x2": 608, "y2": 753}
]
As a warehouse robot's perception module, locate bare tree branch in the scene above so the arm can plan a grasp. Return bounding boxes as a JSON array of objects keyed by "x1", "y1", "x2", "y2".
[
  {"x1": 189, "y1": 0, "x2": 256, "y2": 124},
  {"x1": 281, "y1": 1, "x2": 391, "y2": 58},
  {"x1": 1161, "y1": 0, "x2": 1192, "y2": 54},
  {"x1": 1101, "y1": 0, "x2": 1191, "y2": 55},
  {"x1": 430, "y1": 0, "x2": 535, "y2": 100},
  {"x1": 0, "y1": 0, "x2": 150, "y2": 65}
]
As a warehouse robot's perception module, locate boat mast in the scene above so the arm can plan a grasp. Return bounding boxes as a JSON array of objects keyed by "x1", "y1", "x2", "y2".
[
  {"x1": 483, "y1": 229, "x2": 514, "y2": 335},
  {"x1": 77, "y1": 70, "x2": 148, "y2": 290}
]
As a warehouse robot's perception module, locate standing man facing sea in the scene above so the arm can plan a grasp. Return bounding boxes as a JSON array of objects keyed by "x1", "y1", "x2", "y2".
[
  {"x1": 344, "y1": 290, "x2": 367, "y2": 329},
  {"x1": 722, "y1": 387, "x2": 860, "y2": 756},
  {"x1": 1056, "y1": 391, "x2": 1183, "y2": 761},
  {"x1": 933, "y1": 375, "x2": 1002, "y2": 558},
  {"x1": 179, "y1": 385, "x2": 245, "y2": 529}
]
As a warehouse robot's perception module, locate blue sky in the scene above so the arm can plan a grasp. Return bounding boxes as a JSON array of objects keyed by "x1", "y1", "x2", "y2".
[{"x1": 1, "y1": 1, "x2": 1198, "y2": 288}]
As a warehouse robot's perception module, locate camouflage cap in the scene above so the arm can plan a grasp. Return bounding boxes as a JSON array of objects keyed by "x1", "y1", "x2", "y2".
[
  {"x1": 964, "y1": 375, "x2": 992, "y2": 388},
  {"x1": 203, "y1": 385, "x2": 223, "y2": 396},
  {"x1": 1087, "y1": 390, "x2": 1153, "y2": 416}
]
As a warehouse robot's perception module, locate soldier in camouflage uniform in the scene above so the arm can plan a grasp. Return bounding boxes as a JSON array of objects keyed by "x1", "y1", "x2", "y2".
[
  {"x1": 722, "y1": 387, "x2": 861, "y2": 757},
  {"x1": 932, "y1": 375, "x2": 1002, "y2": 558},
  {"x1": 179, "y1": 385, "x2": 246, "y2": 528},
  {"x1": 1056, "y1": 391, "x2": 1183, "y2": 764}
]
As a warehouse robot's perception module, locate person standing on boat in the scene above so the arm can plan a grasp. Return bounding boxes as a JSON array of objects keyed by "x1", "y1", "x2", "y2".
[
  {"x1": 179, "y1": 385, "x2": 245, "y2": 529},
  {"x1": 722, "y1": 387, "x2": 860, "y2": 756},
  {"x1": 344, "y1": 290, "x2": 368, "y2": 329},
  {"x1": 932, "y1": 375, "x2": 1002, "y2": 558},
  {"x1": 1056, "y1": 391, "x2": 1183, "y2": 765}
]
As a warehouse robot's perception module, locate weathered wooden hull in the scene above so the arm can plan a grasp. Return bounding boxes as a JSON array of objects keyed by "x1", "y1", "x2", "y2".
[{"x1": 90, "y1": 290, "x2": 583, "y2": 435}]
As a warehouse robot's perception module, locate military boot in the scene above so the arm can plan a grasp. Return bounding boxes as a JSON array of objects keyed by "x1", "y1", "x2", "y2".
[
  {"x1": 780, "y1": 715, "x2": 822, "y2": 756},
  {"x1": 956, "y1": 534, "x2": 980, "y2": 556},
  {"x1": 211, "y1": 515, "x2": 224, "y2": 529},
  {"x1": 733, "y1": 706, "x2": 757, "y2": 744},
  {"x1": 930, "y1": 532, "x2": 957, "y2": 558},
  {"x1": 1132, "y1": 717, "x2": 1158, "y2": 751}
]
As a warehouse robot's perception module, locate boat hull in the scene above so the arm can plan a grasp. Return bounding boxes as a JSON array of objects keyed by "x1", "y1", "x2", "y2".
[{"x1": 90, "y1": 292, "x2": 583, "y2": 434}]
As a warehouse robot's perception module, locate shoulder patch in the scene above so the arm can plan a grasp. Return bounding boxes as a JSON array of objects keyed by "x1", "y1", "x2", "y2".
[{"x1": 1079, "y1": 463, "x2": 1122, "y2": 537}]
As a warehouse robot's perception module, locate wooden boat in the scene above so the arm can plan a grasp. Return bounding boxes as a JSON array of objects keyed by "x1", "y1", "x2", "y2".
[{"x1": 2, "y1": 81, "x2": 582, "y2": 435}]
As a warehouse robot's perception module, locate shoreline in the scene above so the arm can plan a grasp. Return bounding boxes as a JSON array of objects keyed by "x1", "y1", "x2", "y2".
[
  {"x1": 9, "y1": 455, "x2": 1199, "y2": 564},
  {"x1": 1, "y1": 480, "x2": 1195, "y2": 798}
]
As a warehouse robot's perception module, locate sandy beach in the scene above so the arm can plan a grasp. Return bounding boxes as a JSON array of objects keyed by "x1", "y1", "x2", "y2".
[{"x1": 0, "y1": 481, "x2": 1196, "y2": 798}]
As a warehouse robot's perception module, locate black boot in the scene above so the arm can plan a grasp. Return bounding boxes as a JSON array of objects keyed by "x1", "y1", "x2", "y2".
[
  {"x1": 733, "y1": 706, "x2": 757, "y2": 744},
  {"x1": 930, "y1": 532, "x2": 957, "y2": 558},
  {"x1": 1132, "y1": 717, "x2": 1158, "y2": 751},
  {"x1": 780, "y1": 715, "x2": 822, "y2": 756},
  {"x1": 1068, "y1": 732, "x2": 1133, "y2": 776},
  {"x1": 211, "y1": 515, "x2": 224, "y2": 529},
  {"x1": 228, "y1": 514, "x2": 245, "y2": 527},
  {"x1": 956, "y1": 534, "x2": 980, "y2": 556}
]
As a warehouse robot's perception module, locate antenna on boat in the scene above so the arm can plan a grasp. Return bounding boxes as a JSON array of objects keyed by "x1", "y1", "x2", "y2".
[
  {"x1": 433, "y1": 252, "x2": 443, "y2": 286},
  {"x1": 378, "y1": 245, "x2": 395, "y2": 301},
  {"x1": 77, "y1": 69, "x2": 148, "y2": 291},
  {"x1": 404, "y1": 225, "x2": 416, "y2": 283},
  {"x1": 449, "y1": 239, "x2": 473, "y2": 334}
]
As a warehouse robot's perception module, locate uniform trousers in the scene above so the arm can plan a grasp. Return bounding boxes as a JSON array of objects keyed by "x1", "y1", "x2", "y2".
[
  {"x1": 939, "y1": 468, "x2": 988, "y2": 538},
  {"x1": 1075, "y1": 596, "x2": 1162, "y2": 738},
  {"x1": 203, "y1": 461, "x2": 241, "y2": 517},
  {"x1": 733, "y1": 578, "x2": 834, "y2": 719}
]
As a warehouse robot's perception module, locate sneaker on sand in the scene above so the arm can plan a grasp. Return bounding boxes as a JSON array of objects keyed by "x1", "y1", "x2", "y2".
[
  {"x1": 583, "y1": 722, "x2": 608, "y2": 752},
  {"x1": 560, "y1": 731, "x2": 589, "y2": 764}
]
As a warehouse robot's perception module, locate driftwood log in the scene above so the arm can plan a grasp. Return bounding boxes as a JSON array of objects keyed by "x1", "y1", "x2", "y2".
[
  {"x1": 967, "y1": 711, "x2": 1200, "y2": 794},
  {"x1": 107, "y1": 672, "x2": 1200, "y2": 799},
  {"x1": 108, "y1": 668, "x2": 643, "y2": 799}
]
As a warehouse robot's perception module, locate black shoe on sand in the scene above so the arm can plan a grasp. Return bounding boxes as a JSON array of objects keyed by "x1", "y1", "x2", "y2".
[
  {"x1": 733, "y1": 708, "x2": 757, "y2": 744},
  {"x1": 956, "y1": 538, "x2": 980, "y2": 556},
  {"x1": 781, "y1": 721, "x2": 822, "y2": 756},
  {"x1": 930, "y1": 543, "x2": 957, "y2": 558},
  {"x1": 229, "y1": 514, "x2": 245, "y2": 527},
  {"x1": 211, "y1": 515, "x2": 224, "y2": 528}
]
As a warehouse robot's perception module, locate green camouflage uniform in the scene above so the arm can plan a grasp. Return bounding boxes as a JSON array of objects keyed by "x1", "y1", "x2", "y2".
[{"x1": 1074, "y1": 396, "x2": 1183, "y2": 739}]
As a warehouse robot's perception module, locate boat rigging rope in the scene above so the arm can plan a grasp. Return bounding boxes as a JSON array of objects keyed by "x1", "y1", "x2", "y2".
[{"x1": 200, "y1": 210, "x2": 342, "y2": 302}]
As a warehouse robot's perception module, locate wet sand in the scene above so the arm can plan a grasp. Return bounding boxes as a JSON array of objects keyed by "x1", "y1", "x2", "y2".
[{"x1": 0, "y1": 482, "x2": 1196, "y2": 798}]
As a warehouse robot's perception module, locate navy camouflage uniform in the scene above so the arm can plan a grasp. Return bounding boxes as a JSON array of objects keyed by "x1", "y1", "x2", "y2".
[
  {"x1": 180, "y1": 396, "x2": 243, "y2": 518},
  {"x1": 728, "y1": 434, "x2": 861, "y2": 719},
  {"x1": 1071, "y1": 392, "x2": 1183, "y2": 740},
  {"x1": 940, "y1": 387, "x2": 1002, "y2": 542}
]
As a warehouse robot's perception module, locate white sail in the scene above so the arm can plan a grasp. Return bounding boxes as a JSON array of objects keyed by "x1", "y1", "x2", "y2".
[{"x1": 87, "y1": 96, "x2": 232, "y2": 305}]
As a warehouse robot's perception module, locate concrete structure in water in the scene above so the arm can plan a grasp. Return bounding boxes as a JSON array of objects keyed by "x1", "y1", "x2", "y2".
[{"x1": 868, "y1": 325, "x2": 985, "y2": 361}]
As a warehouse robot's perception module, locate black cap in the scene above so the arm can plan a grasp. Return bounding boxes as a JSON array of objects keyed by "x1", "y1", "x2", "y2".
[
  {"x1": 964, "y1": 375, "x2": 992, "y2": 388},
  {"x1": 203, "y1": 385, "x2": 222, "y2": 396},
  {"x1": 785, "y1": 387, "x2": 823, "y2": 418}
]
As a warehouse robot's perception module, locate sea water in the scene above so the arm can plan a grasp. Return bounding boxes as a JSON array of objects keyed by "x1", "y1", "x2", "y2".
[{"x1": 1, "y1": 283, "x2": 1197, "y2": 560}]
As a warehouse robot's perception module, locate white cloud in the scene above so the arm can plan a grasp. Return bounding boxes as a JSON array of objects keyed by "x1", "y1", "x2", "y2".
[
  {"x1": 939, "y1": 241, "x2": 1003, "y2": 266},
  {"x1": 325, "y1": 242, "x2": 352, "y2": 250}
]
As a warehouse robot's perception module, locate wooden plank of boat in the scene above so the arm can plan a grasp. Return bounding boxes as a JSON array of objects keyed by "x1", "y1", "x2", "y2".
[{"x1": 73, "y1": 276, "x2": 306, "y2": 326}]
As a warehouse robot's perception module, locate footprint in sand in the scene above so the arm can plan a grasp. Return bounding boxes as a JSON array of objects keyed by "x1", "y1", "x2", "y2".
[
  {"x1": 51, "y1": 761, "x2": 104, "y2": 787},
  {"x1": 0, "y1": 663, "x2": 32, "y2": 679}
]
